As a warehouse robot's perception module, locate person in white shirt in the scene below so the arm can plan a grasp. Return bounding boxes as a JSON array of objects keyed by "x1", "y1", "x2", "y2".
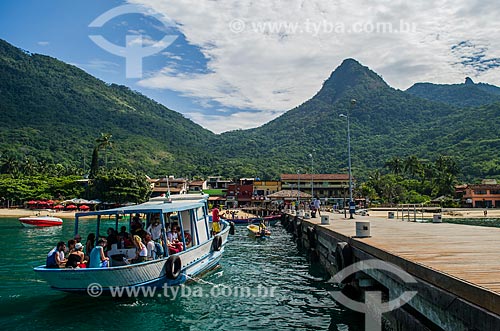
[
  {"x1": 147, "y1": 218, "x2": 163, "y2": 241},
  {"x1": 314, "y1": 197, "x2": 321, "y2": 216},
  {"x1": 144, "y1": 234, "x2": 156, "y2": 259}
]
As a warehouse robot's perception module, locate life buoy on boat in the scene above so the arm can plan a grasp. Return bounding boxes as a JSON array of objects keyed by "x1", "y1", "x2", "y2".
[
  {"x1": 212, "y1": 235, "x2": 222, "y2": 251},
  {"x1": 165, "y1": 255, "x2": 182, "y2": 279}
]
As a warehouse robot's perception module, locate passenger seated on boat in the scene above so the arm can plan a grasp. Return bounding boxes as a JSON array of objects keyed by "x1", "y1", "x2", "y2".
[
  {"x1": 144, "y1": 234, "x2": 157, "y2": 259},
  {"x1": 85, "y1": 233, "x2": 96, "y2": 258},
  {"x1": 131, "y1": 235, "x2": 148, "y2": 264},
  {"x1": 65, "y1": 239, "x2": 76, "y2": 257},
  {"x1": 74, "y1": 234, "x2": 82, "y2": 244},
  {"x1": 46, "y1": 241, "x2": 67, "y2": 268},
  {"x1": 183, "y1": 231, "x2": 192, "y2": 247},
  {"x1": 89, "y1": 239, "x2": 109, "y2": 268},
  {"x1": 106, "y1": 228, "x2": 119, "y2": 251},
  {"x1": 258, "y1": 220, "x2": 267, "y2": 236},
  {"x1": 118, "y1": 226, "x2": 129, "y2": 239},
  {"x1": 66, "y1": 243, "x2": 87, "y2": 268},
  {"x1": 167, "y1": 239, "x2": 182, "y2": 254}
]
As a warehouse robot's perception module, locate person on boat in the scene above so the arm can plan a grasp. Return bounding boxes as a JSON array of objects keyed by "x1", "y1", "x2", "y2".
[
  {"x1": 85, "y1": 233, "x2": 96, "y2": 258},
  {"x1": 166, "y1": 224, "x2": 179, "y2": 242},
  {"x1": 74, "y1": 234, "x2": 82, "y2": 244},
  {"x1": 66, "y1": 239, "x2": 76, "y2": 256},
  {"x1": 146, "y1": 217, "x2": 163, "y2": 242},
  {"x1": 46, "y1": 241, "x2": 67, "y2": 268},
  {"x1": 106, "y1": 227, "x2": 119, "y2": 251},
  {"x1": 66, "y1": 243, "x2": 87, "y2": 268},
  {"x1": 131, "y1": 235, "x2": 148, "y2": 264},
  {"x1": 167, "y1": 239, "x2": 182, "y2": 254},
  {"x1": 118, "y1": 226, "x2": 129, "y2": 239},
  {"x1": 166, "y1": 226, "x2": 183, "y2": 252},
  {"x1": 212, "y1": 206, "x2": 221, "y2": 235},
  {"x1": 89, "y1": 238, "x2": 109, "y2": 268},
  {"x1": 258, "y1": 220, "x2": 267, "y2": 236},
  {"x1": 144, "y1": 233, "x2": 157, "y2": 259}
]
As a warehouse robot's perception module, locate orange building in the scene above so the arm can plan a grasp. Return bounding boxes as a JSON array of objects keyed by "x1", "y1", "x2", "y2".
[{"x1": 461, "y1": 184, "x2": 500, "y2": 208}]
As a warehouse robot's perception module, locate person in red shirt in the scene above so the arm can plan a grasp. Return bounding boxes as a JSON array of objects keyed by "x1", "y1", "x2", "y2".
[{"x1": 212, "y1": 206, "x2": 221, "y2": 234}]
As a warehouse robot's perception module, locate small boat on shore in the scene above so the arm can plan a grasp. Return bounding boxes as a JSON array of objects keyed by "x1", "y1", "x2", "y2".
[
  {"x1": 34, "y1": 194, "x2": 230, "y2": 293},
  {"x1": 19, "y1": 215, "x2": 63, "y2": 227},
  {"x1": 247, "y1": 224, "x2": 271, "y2": 238}
]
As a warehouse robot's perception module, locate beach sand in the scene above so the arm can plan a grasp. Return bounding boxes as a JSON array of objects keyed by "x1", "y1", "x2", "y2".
[{"x1": 0, "y1": 208, "x2": 78, "y2": 218}]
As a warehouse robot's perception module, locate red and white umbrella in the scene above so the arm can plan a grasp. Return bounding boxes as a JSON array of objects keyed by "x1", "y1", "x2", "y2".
[{"x1": 66, "y1": 204, "x2": 77, "y2": 210}]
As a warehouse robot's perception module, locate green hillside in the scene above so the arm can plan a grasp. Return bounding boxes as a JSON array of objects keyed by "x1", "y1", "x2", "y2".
[
  {"x1": 0, "y1": 39, "x2": 217, "y2": 177},
  {"x1": 406, "y1": 78, "x2": 500, "y2": 107}
]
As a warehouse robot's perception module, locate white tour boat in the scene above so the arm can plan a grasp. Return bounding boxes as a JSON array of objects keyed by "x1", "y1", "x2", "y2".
[{"x1": 34, "y1": 194, "x2": 229, "y2": 293}]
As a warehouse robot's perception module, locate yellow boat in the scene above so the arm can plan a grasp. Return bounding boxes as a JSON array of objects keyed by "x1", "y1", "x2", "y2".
[{"x1": 247, "y1": 224, "x2": 271, "y2": 238}]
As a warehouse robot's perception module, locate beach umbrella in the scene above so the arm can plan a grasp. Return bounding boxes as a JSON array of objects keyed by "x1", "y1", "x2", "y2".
[
  {"x1": 54, "y1": 204, "x2": 64, "y2": 209},
  {"x1": 27, "y1": 200, "x2": 37, "y2": 205},
  {"x1": 66, "y1": 204, "x2": 77, "y2": 210},
  {"x1": 79, "y1": 205, "x2": 90, "y2": 210},
  {"x1": 47, "y1": 200, "x2": 55, "y2": 204}
]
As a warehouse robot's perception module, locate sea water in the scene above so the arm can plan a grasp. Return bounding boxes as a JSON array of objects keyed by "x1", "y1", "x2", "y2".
[{"x1": 0, "y1": 217, "x2": 365, "y2": 331}]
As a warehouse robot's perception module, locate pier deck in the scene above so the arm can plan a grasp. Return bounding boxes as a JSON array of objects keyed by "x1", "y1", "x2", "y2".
[{"x1": 302, "y1": 211, "x2": 500, "y2": 316}]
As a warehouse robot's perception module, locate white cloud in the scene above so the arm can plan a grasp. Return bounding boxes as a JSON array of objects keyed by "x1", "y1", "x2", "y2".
[
  {"x1": 37, "y1": 41, "x2": 50, "y2": 46},
  {"x1": 185, "y1": 109, "x2": 279, "y2": 134},
  {"x1": 127, "y1": 0, "x2": 500, "y2": 132}
]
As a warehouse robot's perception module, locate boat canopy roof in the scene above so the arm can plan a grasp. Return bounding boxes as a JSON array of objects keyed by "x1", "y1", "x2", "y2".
[{"x1": 75, "y1": 196, "x2": 208, "y2": 218}]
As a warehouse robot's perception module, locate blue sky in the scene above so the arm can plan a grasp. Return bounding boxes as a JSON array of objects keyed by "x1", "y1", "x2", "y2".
[{"x1": 1, "y1": 0, "x2": 500, "y2": 133}]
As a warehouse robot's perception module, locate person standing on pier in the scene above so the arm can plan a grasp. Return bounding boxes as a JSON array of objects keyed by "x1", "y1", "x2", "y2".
[{"x1": 314, "y1": 197, "x2": 321, "y2": 217}]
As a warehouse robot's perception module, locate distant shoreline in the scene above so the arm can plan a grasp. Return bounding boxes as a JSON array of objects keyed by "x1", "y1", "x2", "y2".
[
  {"x1": 1, "y1": 207, "x2": 499, "y2": 219},
  {"x1": 0, "y1": 208, "x2": 77, "y2": 218}
]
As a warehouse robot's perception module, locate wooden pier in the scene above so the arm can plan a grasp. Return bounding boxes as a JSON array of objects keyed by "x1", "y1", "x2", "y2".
[{"x1": 282, "y1": 211, "x2": 500, "y2": 330}]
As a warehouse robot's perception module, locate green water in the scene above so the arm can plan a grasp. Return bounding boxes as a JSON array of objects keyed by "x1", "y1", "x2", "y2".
[{"x1": 0, "y1": 217, "x2": 364, "y2": 331}]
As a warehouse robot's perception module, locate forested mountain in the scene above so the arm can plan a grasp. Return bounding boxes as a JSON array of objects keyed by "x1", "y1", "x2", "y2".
[
  {"x1": 1, "y1": 39, "x2": 500, "y2": 181},
  {"x1": 406, "y1": 77, "x2": 500, "y2": 107},
  {"x1": 217, "y1": 59, "x2": 500, "y2": 181},
  {"x1": 0, "y1": 39, "x2": 217, "y2": 177}
]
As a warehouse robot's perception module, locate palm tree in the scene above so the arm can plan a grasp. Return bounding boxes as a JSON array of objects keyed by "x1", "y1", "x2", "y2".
[
  {"x1": 96, "y1": 133, "x2": 113, "y2": 167},
  {"x1": 385, "y1": 156, "x2": 403, "y2": 175},
  {"x1": 89, "y1": 133, "x2": 113, "y2": 179},
  {"x1": 0, "y1": 154, "x2": 20, "y2": 176},
  {"x1": 404, "y1": 155, "x2": 422, "y2": 179}
]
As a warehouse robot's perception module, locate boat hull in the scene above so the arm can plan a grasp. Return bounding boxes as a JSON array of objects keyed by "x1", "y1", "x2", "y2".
[
  {"x1": 19, "y1": 216, "x2": 63, "y2": 227},
  {"x1": 224, "y1": 217, "x2": 261, "y2": 225},
  {"x1": 34, "y1": 224, "x2": 230, "y2": 292},
  {"x1": 247, "y1": 224, "x2": 271, "y2": 238}
]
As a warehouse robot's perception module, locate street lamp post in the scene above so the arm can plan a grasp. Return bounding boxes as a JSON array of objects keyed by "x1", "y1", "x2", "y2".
[
  {"x1": 309, "y1": 151, "x2": 314, "y2": 198},
  {"x1": 297, "y1": 170, "x2": 301, "y2": 206},
  {"x1": 340, "y1": 99, "x2": 357, "y2": 219}
]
